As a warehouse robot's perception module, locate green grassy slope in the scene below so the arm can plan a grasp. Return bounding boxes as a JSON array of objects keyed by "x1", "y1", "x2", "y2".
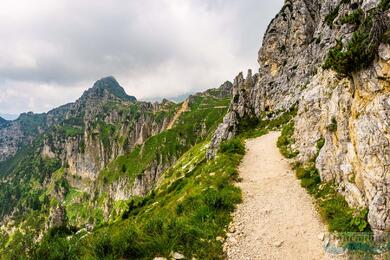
[
  {"x1": 98, "y1": 95, "x2": 230, "y2": 186},
  {"x1": 32, "y1": 138, "x2": 245, "y2": 259},
  {"x1": 0, "y1": 89, "x2": 232, "y2": 259},
  {"x1": 61, "y1": 94, "x2": 231, "y2": 227}
]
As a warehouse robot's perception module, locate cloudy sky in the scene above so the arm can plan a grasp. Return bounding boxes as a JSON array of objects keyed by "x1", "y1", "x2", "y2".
[{"x1": 0, "y1": 0, "x2": 283, "y2": 117}]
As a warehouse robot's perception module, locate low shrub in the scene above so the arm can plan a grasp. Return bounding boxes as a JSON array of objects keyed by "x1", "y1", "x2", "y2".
[
  {"x1": 327, "y1": 117, "x2": 338, "y2": 132},
  {"x1": 237, "y1": 116, "x2": 259, "y2": 134},
  {"x1": 383, "y1": 28, "x2": 390, "y2": 44},
  {"x1": 295, "y1": 165, "x2": 321, "y2": 195},
  {"x1": 219, "y1": 138, "x2": 245, "y2": 155},
  {"x1": 339, "y1": 9, "x2": 364, "y2": 25},
  {"x1": 325, "y1": 4, "x2": 341, "y2": 27},
  {"x1": 324, "y1": 6, "x2": 390, "y2": 75},
  {"x1": 379, "y1": 0, "x2": 390, "y2": 10},
  {"x1": 203, "y1": 185, "x2": 241, "y2": 211},
  {"x1": 294, "y1": 163, "x2": 370, "y2": 233},
  {"x1": 316, "y1": 138, "x2": 325, "y2": 151},
  {"x1": 277, "y1": 122, "x2": 299, "y2": 158},
  {"x1": 237, "y1": 106, "x2": 297, "y2": 139}
]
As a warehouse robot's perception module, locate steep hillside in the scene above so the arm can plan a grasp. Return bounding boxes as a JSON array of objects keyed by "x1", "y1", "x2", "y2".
[
  {"x1": 29, "y1": 139, "x2": 244, "y2": 259},
  {"x1": 0, "y1": 77, "x2": 232, "y2": 258},
  {"x1": 209, "y1": 0, "x2": 390, "y2": 240}
]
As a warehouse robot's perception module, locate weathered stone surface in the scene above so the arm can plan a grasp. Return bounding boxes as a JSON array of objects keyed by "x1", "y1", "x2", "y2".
[
  {"x1": 0, "y1": 121, "x2": 23, "y2": 161},
  {"x1": 209, "y1": 0, "x2": 390, "y2": 237},
  {"x1": 171, "y1": 252, "x2": 185, "y2": 260},
  {"x1": 46, "y1": 205, "x2": 66, "y2": 230},
  {"x1": 207, "y1": 71, "x2": 257, "y2": 159},
  {"x1": 362, "y1": 0, "x2": 380, "y2": 11}
]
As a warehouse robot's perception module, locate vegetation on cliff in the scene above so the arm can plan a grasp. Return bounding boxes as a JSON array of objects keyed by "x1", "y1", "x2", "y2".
[
  {"x1": 98, "y1": 95, "x2": 230, "y2": 187},
  {"x1": 324, "y1": 0, "x2": 390, "y2": 75},
  {"x1": 30, "y1": 138, "x2": 244, "y2": 259},
  {"x1": 0, "y1": 81, "x2": 232, "y2": 258},
  {"x1": 277, "y1": 122, "x2": 370, "y2": 233}
]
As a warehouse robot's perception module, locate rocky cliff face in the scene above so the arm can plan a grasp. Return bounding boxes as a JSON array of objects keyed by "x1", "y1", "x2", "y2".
[
  {"x1": 90, "y1": 83, "x2": 232, "y2": 222},
  {"x1": 1, "y1": 77, "x2": 173, "y2": 182},
  {"x1": 0, "y1": 121, "x2": 23, "y2": 161},
  {"x1": 0, "y1": 112, "x2": 47, "y2": 161},
  {"x1": 209, "y1": 0, "x2": 390, "y2": 238},
  {"x1": 0, "y1": 77, "x2": 175, "y2": 227},
  {"x1": 0, "y1": 76, "x2": 232, "y2": 234}
]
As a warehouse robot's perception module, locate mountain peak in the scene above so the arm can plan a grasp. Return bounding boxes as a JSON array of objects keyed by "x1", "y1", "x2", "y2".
[{"x1": 81, "y1": 76, "x2": 137, "y2": 102}]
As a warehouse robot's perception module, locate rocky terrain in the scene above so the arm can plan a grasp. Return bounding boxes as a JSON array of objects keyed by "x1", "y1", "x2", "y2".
[
  {"x1": 209, "y1": 0, "x2": 390, "y2": 240},
  {"x1": 1, "y1": 0, "x2": 390, "y2": 258}
]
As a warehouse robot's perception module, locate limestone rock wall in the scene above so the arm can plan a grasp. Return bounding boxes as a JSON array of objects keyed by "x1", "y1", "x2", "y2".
[
  {"x1": 209, "y1": 0, "x2": 390, "y2": 237},
  {"x1": 0, "y1": 122, "x2": 23, "y2": 161},
  {"x1": 296, "y1": 44, "x2": 390, "y2": 238}
]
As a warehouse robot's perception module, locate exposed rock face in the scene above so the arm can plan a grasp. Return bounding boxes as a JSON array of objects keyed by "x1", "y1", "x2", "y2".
[
  {"x1": 0, "y1": 77, "x2": 172, "y2": 182},
  {"x1": 0, "y1": 112, "x2": 48, "y2": 161},
  {"x1": 0, "y1": 75, "x2": 232, "y2": 234},
  {"x1": 0, "y1": 122, "x2": 23, "y2": 161},
  {"x1": 46, "y1": 205, "x2": 66, "y2": 230},
  {"x1": 99, "y1": 82, "x2": 233, "y2": 207},
  {"x1": 106, "y1": 159, "x2": 173, "y2": 202},
  {"x1": 46, "y1": 100, "x2": 170, "y2": 183},
  {"x1": 0, "y1": 77, "x2": 137, "y2": 163},
  {"x1": 298, "y1": 45, "x2": 390, "y2": 239},
  {"x1": 200, "y1": 81, "x2": 233, "y2": 99},
  {"x1": 209, "y1": 0, "x2": 390, "y2": 237},
  {"x1": 207, "y1": 71, "x2": 257, "y2": 159},
  {"x1": 80, "y1": 76, "x2": 137, "y2": 102}
]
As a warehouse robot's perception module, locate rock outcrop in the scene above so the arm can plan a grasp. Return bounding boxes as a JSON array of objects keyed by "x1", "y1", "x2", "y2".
[
  {"x1": 207, "y1": 71, "x2": 257, "y2": 159},
  {"x1": 0, "y1": 112, "x2": 47, "y2": 161},
  {"x1": 209, "y1": 0, "x2": 390, "y2": 238},
  {"x1": 0, "y1": 121, "x2": 23, "y2": 161}
]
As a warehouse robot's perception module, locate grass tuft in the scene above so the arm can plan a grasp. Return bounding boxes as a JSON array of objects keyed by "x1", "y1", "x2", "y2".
[{"x1": 277, "y1": 122, "x2": 299, "y2": 158}]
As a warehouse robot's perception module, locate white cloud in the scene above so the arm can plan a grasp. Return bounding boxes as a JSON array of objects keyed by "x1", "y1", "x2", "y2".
[{"x1": 0, "y1": 0, "x2": 283, "y2": 114}]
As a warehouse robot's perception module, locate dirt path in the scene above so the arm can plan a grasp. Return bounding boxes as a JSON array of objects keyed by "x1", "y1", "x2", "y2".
[
  {"x1": 167, "y1": 100, "x2": 189, "y2": 130},
  {"x1": 224, "y1": 132, "x2": 331, "y2": 260}
]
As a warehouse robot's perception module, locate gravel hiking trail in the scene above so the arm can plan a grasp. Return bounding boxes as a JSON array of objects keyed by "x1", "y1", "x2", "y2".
[{"x1": 224, "y1": 132, "x2": 332, "y2": 260}]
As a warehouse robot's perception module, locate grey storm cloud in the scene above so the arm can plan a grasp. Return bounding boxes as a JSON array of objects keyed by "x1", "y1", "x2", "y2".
[{"x1": 0, "y1": 0, "x2": 283, "y2": 115}]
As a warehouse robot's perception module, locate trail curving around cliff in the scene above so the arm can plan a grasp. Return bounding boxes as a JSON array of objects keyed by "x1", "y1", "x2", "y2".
[
  {"x1": 167, "y1": 100, "x2": 189, "y2": 130},
  {"x1": 224, "y1": 132, "x2": 331, "y2": 259}
]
